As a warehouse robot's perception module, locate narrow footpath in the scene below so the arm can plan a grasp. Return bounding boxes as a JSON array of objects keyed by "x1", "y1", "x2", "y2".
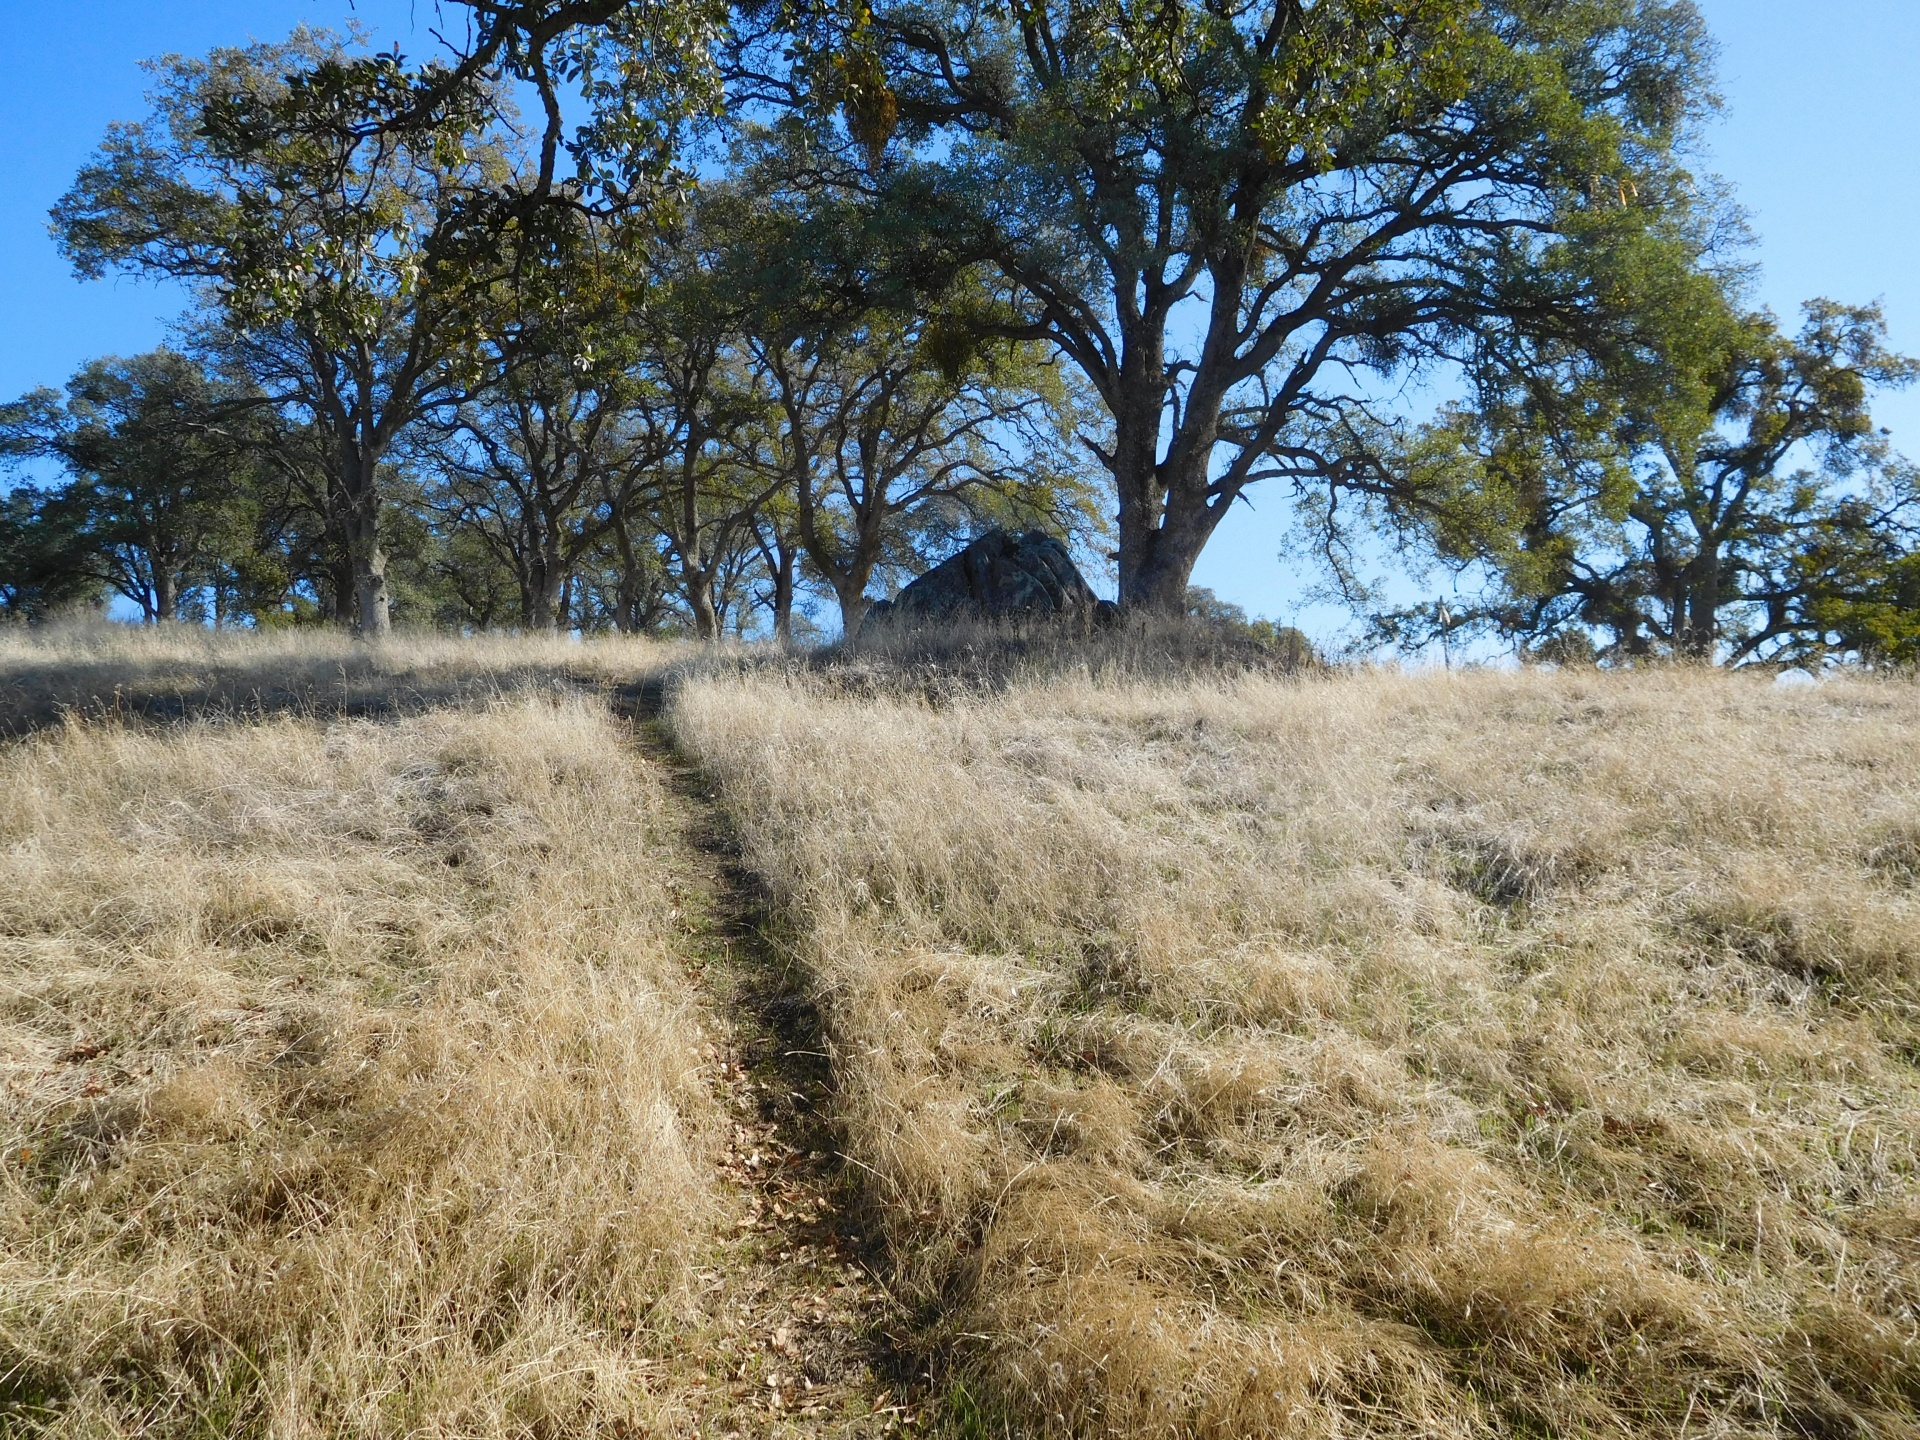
[{"x1": 614, "y1": 679, "x2": 927, "y2": 1440}]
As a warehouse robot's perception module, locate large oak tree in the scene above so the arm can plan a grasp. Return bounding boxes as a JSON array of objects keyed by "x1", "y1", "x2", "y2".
[
  {"x1": 739, "y1": 0, "x2": 1726, "y2": 610},
  {"x1": 56, "y1": 33, "x2": 511, "y2": 634}
]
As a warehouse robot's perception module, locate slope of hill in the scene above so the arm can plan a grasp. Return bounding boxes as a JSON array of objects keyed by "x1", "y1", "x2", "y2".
[
  {"x1": 4, "y1": 630, "x2": 1917, "y2": 1438},
  {"x1": 0, "y1": 685, "x2": 726, "y2": 1434},
  {"x1": 0, "y1": 630, "x2": 909, "y2": 1439},
  {"x1": 675, "y1": 664, "x2": 1920, "y2": 1439}
]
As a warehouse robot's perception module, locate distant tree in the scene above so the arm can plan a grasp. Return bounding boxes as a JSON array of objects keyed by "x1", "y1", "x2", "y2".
[
  {"x1": 0, "y1": 351, "x2": 264, "y2": 623},
  {"x1": 1185, "y1": 585, "x2": 1317, "y2": 661},
  {"x1": 1362, "y1": 301, "x2": 1920, "y2": 665},
  {"x1": 716, "y1": 174, "x2": 1107, "y2": 634},
  {"x1": 749, "y1": 308, "x2": 1101, "y2": 634},
  {"x1": 730, "y1": 0, "x2": 1726, "y2": 613},
  {"x1": 0, "y1": 484, "x2": 101, "y2": 620},
  {"x1": 623, "y1": 218, "x2": 789, "y2": 640},
  {"x1": 56, "y1": 33, "x2": 511, "y2": 634},
  {"x1": 1786, "y1": 497, "x2": 1920, "y2": 667},
  {"x1": 571, "y1": 515, "x2": 683, "y2": 633},
  {"x1": 424, "y1": 234, "x2": 671, "y2": 633},
  {"x1": 747, "y1": 481, "x2": 806, "y2": 643}
]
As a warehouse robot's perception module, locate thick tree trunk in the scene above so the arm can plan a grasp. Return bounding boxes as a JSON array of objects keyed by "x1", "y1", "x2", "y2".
[
  {"x1": 337, "y1": 448, "x2": 391, "y2": 637},
  {"x1": 324, "y1": 549, "x2": 356, "y2": 626},
  {"x1": 609, "y1": 512, "x2": 653, "y2": 633},
  {"x1": 345, "y1": 503, "x2": 391, "y2": 637},
  {"x1": 153, "y1": 569, "x2": 177, "y2": 624},
  {"x1": 1679, "y1": 548, "x2": 1721, "y2": 659},
  {"x1": 799, "y1": 502, "x2": 881, "y2": 640},
  {"x1": 1114, "y1": 443, "x2": 1219, "y2": 613},
  {"x1": 836, "y1": 586, "x2": 870, "y2": 638},
  {"x1": 528, "y1": 547, "x2": 565, "y2": 634},
  {"x1": 1109, "y1": 353, "x2": 1203, "y2": 612},
  {"x1": 316, "y1": 471, "x2": 357, "y2": 626},
  {"x1": 686, "y1": 574, "x2": 720, "y2": 640},
  {"x1": 1107, "y1": 274, "x2": 1247, "y2": 614}
]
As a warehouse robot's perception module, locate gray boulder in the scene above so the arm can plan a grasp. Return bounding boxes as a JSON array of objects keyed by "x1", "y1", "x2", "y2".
[{"x1": 863, "y1": 530, "x2": 1113, "y2": 635}]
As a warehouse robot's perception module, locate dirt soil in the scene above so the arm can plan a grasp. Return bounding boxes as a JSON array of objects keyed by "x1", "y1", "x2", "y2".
[{"x1": 617, "y1": 682, "x2": 929, "y2": 1440}]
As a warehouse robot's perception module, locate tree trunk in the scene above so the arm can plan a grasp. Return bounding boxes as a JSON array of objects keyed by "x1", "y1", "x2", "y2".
[
  {"x1": 686, "y1": 573, "x2": 720, "y2": 640},
  {"x1": 1111, "y1": 359, "x2": 1188, "y2": 612},
  {"x1": 836, "y1": 585, "x2": 870, "y2": 638},
  {"x1": 610, "y1": 513, "x2": 650, "y2": 633},
  {"x1": 1680, "y1": 547, "x2": 1721, "y2": 660},
  {"x1": 1114, "y1": 442, "x2": 1218, "y2": 613},
  {"x1": 798, "y1": 493, "x2": 882, "y2": 640},
  {"x1": 528, "y1": 549, "x2": 565, "y2": 634},
  {"x1": 321, "y1": 472, "x2": 357, "y2": 625},
  {"x1": 323, "y1": 550, "x2": 356, "y2": 626},
  {"x1": 345, "y1": 499, "x2": 391, "y2": 637},
  {"x1": 770, "y1": 541, "x2": 795, "y2": 646},
  {"x1": 153, "y1": 568, "x2": 177, "y2": 624}
]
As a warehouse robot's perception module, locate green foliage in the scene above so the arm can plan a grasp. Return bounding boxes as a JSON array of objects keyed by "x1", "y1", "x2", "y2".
[
  {"x1": 54, "y1": 31, "x2": 519, "y2": 634},
  {"x1": 23, "y1": 4, "x2": 1920, "y2": 658},
  {"x1": 58, "y1": 36, "x2": 507, "y2": 356},
  {"x1": 805, "y1": 0, "x2": 1730, "y2": 608},
  {"x1": 0, "y1": 483, "x2": 102, "y2": 621},
  {"x1": 0, "y1": 351, "x2": 281, "y2": 623},
  {"x1": 1361, "y1": 298, "x2": 1920, "y2": 666},
  {"x1": 1186, "y1": 586, "x2": 1317, "y2": 662}
]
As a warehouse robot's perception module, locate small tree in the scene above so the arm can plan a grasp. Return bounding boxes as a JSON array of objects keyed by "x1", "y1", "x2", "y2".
[
  {"x1": 621, "y1": 217, "x2": 790, "y2": 640},
  {"x1": 0, "y1": 351, "x2": 265, "y2": 623},
  {"x1": 0, "y1": 485, "x2": 101, "y2": 620},
  {"x1": 425, "y1": 236, "x2": 670, "y2": 633},
  {"x1": 750, "y1": 310, "x2": 1097, "y2": 633}
]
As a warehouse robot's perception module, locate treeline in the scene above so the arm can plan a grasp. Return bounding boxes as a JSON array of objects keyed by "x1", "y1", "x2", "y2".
[
  {"x1": 3, "y1": 4, "x2": 1919, "y2": 663},
  {"x1": 0, "y1": 36, "x2": 1097, "y2": 639}
]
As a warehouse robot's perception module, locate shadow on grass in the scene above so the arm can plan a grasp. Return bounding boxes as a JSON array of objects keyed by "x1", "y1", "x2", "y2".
[
  {"x1": 0, "y1": 626, "x2": 687, "y2": 736},
  {"x1": 0, "y1": 614, "x2": 1319, "y2": 737}
]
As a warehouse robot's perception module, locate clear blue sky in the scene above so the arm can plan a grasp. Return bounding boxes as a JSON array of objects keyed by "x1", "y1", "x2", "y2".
[{"x1": 2, "y1": 2, "x2": 1916, "y2": 636}]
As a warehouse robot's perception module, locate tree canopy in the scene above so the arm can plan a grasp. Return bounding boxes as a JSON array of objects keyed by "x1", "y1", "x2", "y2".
[{"x1": 1, "y1": 0, "x2": 1915, "y2": 663}]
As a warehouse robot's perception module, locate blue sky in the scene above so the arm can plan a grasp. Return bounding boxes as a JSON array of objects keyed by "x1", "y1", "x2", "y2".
[{"x1": 2, "y1": 1, "x2": 1916, "y2": 637}]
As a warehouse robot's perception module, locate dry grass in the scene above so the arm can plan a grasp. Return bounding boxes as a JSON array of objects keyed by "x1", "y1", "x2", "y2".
[
  {"x1": 0, "y1": 686, "x2": 719, "y2": 1436},
  {"x1": 0, "y1": 622, "x2": 686, "y2": 733},
  {"x1": 672, "y1": 665, "x2": 1920, "y2": 1439}
]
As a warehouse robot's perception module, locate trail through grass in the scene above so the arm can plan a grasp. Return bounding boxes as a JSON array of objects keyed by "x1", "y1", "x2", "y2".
[
  {"x1": 0, "y1": 634, "x2": 912, "y2": 1440},
  {"x1": 613, "y1": 676, "x2": 924, "y2": 1440}
]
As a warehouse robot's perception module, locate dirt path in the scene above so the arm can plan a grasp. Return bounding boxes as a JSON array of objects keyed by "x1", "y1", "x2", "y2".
[{"x1": 615, "y1": 681, "x2": 926, "y2": 1440}]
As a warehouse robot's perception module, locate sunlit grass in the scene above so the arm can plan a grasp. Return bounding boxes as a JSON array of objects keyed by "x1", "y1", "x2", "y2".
[{"x1": 676, "y1": 663, "x2": 1920, "y2": 1438}]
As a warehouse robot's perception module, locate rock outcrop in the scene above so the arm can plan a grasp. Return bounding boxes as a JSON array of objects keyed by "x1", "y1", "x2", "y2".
[{"x1": 862, "y1": 530, "x2": 1113, "y2": 634}]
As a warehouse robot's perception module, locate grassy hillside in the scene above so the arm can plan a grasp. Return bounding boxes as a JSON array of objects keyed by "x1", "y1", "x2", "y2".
[
  {"x1": 675, "y1": 664, "x2": 1920, "y2": 1439},
  {"x1": 4, "y1": 631, "x2": 1917, "y2": 1438},
  {"x1": 0, "y1": 637, "x2": 728, "y2": 1436}
]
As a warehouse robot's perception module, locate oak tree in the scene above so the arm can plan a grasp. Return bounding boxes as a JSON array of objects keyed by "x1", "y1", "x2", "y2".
[{"x1": 56, "y1": 33, "x2": 511, "y2": 634}]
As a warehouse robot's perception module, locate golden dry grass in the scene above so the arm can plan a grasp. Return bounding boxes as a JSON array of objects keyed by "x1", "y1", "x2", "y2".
[
  {"x1": 673, "y1": 665, "x2": 1920, "y2": 1439},
  {"x1": 0, "y1": 622, "x2": 687, "y2": 732},
  {"x1": 0, "y1": 686, "x2": 719, "y2": 1436}
]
